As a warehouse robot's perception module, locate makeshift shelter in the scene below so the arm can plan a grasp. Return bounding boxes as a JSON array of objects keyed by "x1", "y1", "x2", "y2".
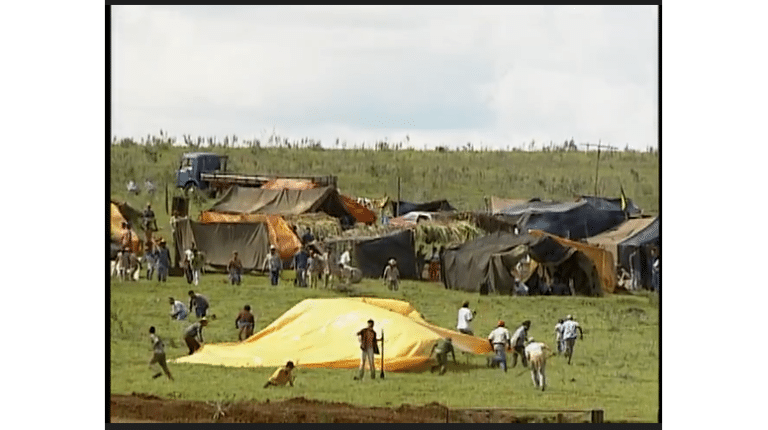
[
  {"x1": 110, "y1": 200, "x2": 141, "y2": 253},
  {"x1": 261, "y1": 179, "x2": 376, "y2": 225},
  {"x1": 616, "y1": 216, "x2": 659, "y2": 290},
  {"x1": 441, "y1": 231, "x2": 604, "y2": 296},
  {"x1": 487, "y1": 196, "x2": 529, "y2": 213},
  {"x1": 586, "y1": 217, "x2": 657, "y2": 267},
  {"x1": 390, "y1": 199, "x2": 456, "y2": 217},
  {"x1": 173, "y1": 218, "x2": 270, "y2": 270},
  {"x1": 324, "y1": 229, "x2": 419, "y2": 280},
  {"x1": 173, "y1": 297, "x2": 492, "y2": 371},
  {"x1": 496, "y1": 197, "x2": 630, "y2": 240}
]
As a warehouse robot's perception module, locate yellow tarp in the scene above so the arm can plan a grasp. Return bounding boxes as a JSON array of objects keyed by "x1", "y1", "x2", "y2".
[{"x1": 173, "y1": 298, "x2": 492, "y2": 371}]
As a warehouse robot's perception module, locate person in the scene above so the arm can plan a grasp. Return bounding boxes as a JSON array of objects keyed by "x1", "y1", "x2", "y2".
[
  {"x1": 235, "y1": 304, "x2": 256, "y2": 341},
  {"x1": 524, "y1": 337, "x2": 552, "y2": 391},
  {"x1": 456, "y1": 301, "x2": 476, "y2": 335},
  {"x1": 126, "y1": 247, "x2": 141, "y2": 281},
  {"x1": 227, "y1": 251, "x2": 243, "y2": 285},
  {"x1": 650, "y1": 247, "x2": 660, "y2": 292},
  {"x1": 144, "y1": 179, "x2": 156, "y2": 195},
  {"x1": 183, "y1": 317, "x2": 208, "y2": 355},
  {"x1": 561, "y1": 315, "x2": 584, "y2": 365},
  {"x1": 307, "y1": 250, "x2": 319, "y2": 289},
  {"x1": 383, "y1": 259, "x2": 400, "y2": 291},
  {"x1": 117, "y1": 246, "x2": 131, "y2": 281},
  {"x1": 487, "y1": 320, "x2": 511, "y2": 372},
  {"x1": 339, "y1": 247, "x2": 352, "y2": 269},
  {"x1": 301, "y1": 228, "x2": 315, "y2": 246},
  {"x1": 141, "y1": 203, "x2": 157, "y2": 243},
  {"x1": 263, "y1": 361, "x2": 295, "y2": 388},
  {"x1": 156, "y1": 239, "x2": 171, "y2": 282},
  {"x1": 510, "y1": 320, "x2": 531, "y2": 368},
  {"x1": 292, "y1": 246, "x2": 309, "y2": 288},
  {"x1": 354, "y1": 319, "x2": 381, "y2": 380},
  {"x1": 262, "y1": 245, "x2": 282, "y2": 286},
  {"x1": 127, "y1": 179, "x2": 139, "y2": 195},
  {"x1": 188, "y1": 290, "x2": 210, "y2": 319},
  {"x1": 169, "y1": 297, "x2": 188, "y2": 320},
  {"x1": 144, "y1": 241, "x2": 157, "y2": 281},
  {"x1": 554, "y1": 319, "x2": 565, "y2": 355},
  {"x1": 148, "y1": 326, "x2": 173, "y2": 380},
  {"x1": 428, "y1": 246, "x2": 441, "y2": 282},
  {"x1": 186, "y1": 245, "x2": 205, "y2": 286},
  {"x1": 514, "y1": 279, "x2": 529, "y2": 296},
  {"x1": 430, "y1": 337, "x2": 456, "y2": 375},
  {"x1": 120, "y1": 222, "x2": 135, "y2": 252}
]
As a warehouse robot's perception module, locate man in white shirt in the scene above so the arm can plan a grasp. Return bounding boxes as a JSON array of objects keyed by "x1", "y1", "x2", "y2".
[
  {"x1": 561, "y1": 315, "x2": 584, "y2": 365},
  {"x1": 168, "y1": 297, "x2": 188, "y2": 320},
  {"x1": 456, "y1": 301, "x2": 476, "y2": 335},
  {"x1": 524, "y1": 338, "x2": 551, "y2": 391},
  {"x1": 487, "y1": 320, "x2": 511, "y2": 372},
  {"x1": 553, "y1": 319, "x2": 565, "y2": 355},
  {"x1": 510, "y1": 320, "x2": 531, "y2": 368}
]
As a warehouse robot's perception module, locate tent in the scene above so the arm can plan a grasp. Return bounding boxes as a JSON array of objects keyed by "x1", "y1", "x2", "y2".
[
  {"x1": 390, "y1": 199, "x2": 456, "y2": 217},
  {"x1": 487, "y1": 196, "x2": 529, "y2": 213},
  {"x1": 322, "y1": 229, "x2": 419, "y2": 280},
  {"x1": 173, "y1": 297, "x2": 492, "y2": 371},
  {"x1": 173, "y1": 218, "x2": 271, "y2": 270},
  {"x1": 616, "y1": 217, "x2": 659, "y2": 290},
  {"x1": 110, "y1": 200, "x2": 141, "y2": 253},
  {"x1": 496, "y1": 197, "x2": 630, "y2": 240},
  {"x1": 586, "y1": 217, "x2": 657, "y2": 267},
  {"x1": 441, "y1": 231, "x2": 604, "y2": 296}
]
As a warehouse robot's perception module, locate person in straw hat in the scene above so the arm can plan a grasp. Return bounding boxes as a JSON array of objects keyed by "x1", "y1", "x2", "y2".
[{"x1": 383, "y1": 258, "x2": 400, "y2": 291}]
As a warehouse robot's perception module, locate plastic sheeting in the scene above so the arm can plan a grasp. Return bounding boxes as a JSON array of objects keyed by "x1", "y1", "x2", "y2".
[
  {"x1": 110, "y1": 201, "x2": 140, "y2": 253},
  {"x1": 173, "y1": 218, "x2": 270, "y2": 270},
  {"x1": 172, "y1": 298, "x2": 493, "y2": 371}
]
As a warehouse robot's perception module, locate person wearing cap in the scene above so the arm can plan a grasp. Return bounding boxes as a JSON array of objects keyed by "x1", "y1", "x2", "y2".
[
  {"x1": 168, "y1": 297, "x2": 188, "y2": 320},
  {"x1": 383, "y1": 259, "x2": 400, "y2": 291},
  {"x1": 155, "y1": 238, "x2": 171, "y2": 282},
  {"x1": 148, "y1": 326, "x2": 173, "y2": 380},
  {"x1": 188, "y1": 290, "x2": 210, "y2": 319},
  {"x1": 561, "y1": 315, "x2": 584, "y2": 365},
  {"x1": 263, "y1": 361, "x2": 296, "y2": 388},
  {"x1": 262, "y1": 245, "x2": 282, "y2": 286},
  {"x1": 456, "y1": 301, "x2": 477, "y2": 335},
  {"x1": 227, "y1": 251, "x2": 243, "y2": 285},
  {"x1": 430, "y1": 337, "x2": 456, "y2": 375},
  {"x1": 487, "y1": 320, "x2": 512, "y2": 372},
  {"x1": 510, "y1": 320, "x2": 532, "y2": 368},
  {"x1": 235, "y1": 304, "x2": 256, "y2": 341},
  {"x1": 183, "y1": 317, "x2": 208, "y2": 355},
  {"x1": 354, "y1": 319, "x2": 381, "y2": 380},
  {"x1": 524, "y1": 337, "x2": 552, "y2": 391}
]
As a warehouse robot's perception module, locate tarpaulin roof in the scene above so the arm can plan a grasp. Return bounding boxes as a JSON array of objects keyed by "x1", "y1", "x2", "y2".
[
  {"x1": 442, "y1": 231, "x2": 603, "y2": 295},
  {"x1": 353, "y1": 229, "x2": 418, "y2": 280},
  {"x1": 339, "y1": 194, "x2": 377, "y2": 225},
  {"x1": 498, "y1": 198, "x2": 628, "y2": 240},
  {"x1": 488, "y1": 196, "x2": 530, "y2": 213},
  {"x1": 110, "y1": 201, "x2": 141, "y2": 253},
  {"x1": 586, "y1": 217, "x2": 657, "y2": 266},
  {"x1": 261, "y1": 178, "x2": 317, "y2": 190},
  {"x1": 390, "y1": 199, "x2": 456, "y2": 217},
  {"x1": 210, "y1": 186, "x2": 353, "y2": 221},
  {"x1": 172, "y1": 298, "x2": 492, "y2": 371},
  {"x1": 173, "y1": 218, "x2": 270, "y2": 270},
  {"x1": 616, "y1": 216, "x2": 659, "y2": 282},
  {"x1": 198, "y1": 212, "x2": 302, "y2": 260},
  {"x1": 578, "y1": 195, "x2": 642, "y2": 217}
]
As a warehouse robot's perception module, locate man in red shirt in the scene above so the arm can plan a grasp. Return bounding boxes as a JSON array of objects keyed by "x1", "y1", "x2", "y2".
[{"x1": 354, "y1": 319, "x2": 381, "y2": 380}]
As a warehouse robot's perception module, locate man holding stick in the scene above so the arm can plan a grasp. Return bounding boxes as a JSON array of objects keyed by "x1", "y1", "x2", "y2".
[{"x1": 354, "y1": 319, "x2": 381, "y2": 380}]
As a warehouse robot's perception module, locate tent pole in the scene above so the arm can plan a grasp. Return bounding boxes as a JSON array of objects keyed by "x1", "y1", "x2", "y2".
[{"x1": 397, "y1": 176, "x2": 401, "y2": 217}]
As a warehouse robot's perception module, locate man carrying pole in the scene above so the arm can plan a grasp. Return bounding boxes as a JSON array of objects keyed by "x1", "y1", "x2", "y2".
[{"x1": 354, "y1": 319, "x2": 381, "y2": 380}]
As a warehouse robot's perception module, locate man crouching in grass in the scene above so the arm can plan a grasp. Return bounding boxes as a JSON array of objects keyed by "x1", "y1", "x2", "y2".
[{"x1": 263, "y1": 361, "x2": 295, "y2": 388}]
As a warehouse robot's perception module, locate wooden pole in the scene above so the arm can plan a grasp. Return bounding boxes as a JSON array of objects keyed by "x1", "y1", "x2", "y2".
[
  {"x1": 594, "y1": 140, "x2": 601, "y2": 196},
  {"x1": 397, "y1": 176, "x2": 401, "y2": 217}
]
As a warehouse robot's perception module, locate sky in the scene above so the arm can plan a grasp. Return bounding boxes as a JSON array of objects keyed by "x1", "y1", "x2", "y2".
[{"x1": 111, "y1": 5, "x2": 658, "y2": 151}]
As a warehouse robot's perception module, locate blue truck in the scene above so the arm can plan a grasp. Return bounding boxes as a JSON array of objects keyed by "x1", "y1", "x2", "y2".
[{"x1": 175, "y1": 152, "x2": 337, "y2": 196}]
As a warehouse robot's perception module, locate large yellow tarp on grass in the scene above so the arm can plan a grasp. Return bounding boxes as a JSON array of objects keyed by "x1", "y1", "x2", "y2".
[{"x1": 173, "y1": 298, "x2": 492, "y2": 371}]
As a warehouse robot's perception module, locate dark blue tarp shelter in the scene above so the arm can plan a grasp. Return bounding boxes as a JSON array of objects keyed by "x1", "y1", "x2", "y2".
[
  {"x1": 617, "y1": 217, "x2": 659, "y2": 290},
  {"x1": 391, "y1": 199, "x2": 456, "y2": 217}
]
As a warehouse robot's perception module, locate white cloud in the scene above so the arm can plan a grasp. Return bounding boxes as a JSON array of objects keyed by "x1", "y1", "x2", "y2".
[{"x1": 111, "y1": 5, "x2": 658, "y2": 150}]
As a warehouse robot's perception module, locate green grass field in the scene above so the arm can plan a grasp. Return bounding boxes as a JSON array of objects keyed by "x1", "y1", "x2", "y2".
[{"x1": 110, "y1": 273, "x2": 658, "y2": 422}]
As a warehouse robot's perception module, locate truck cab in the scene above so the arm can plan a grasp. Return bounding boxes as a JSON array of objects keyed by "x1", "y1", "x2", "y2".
[{"x1": 175, "y1": 152, "x2": 228, "y2": 191}]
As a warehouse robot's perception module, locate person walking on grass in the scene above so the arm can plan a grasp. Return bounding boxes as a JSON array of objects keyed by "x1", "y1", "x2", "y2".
[
  {"x1": 510, "y1": 320, "x2": 531, "y2": 368},
  {"x1": 188, "y1": 290, "x2": 209, "y2": 318},
  {"x1": 354, "y1": 319, "x2": 381, "y2": 380},
  {"x1": 554, "y1": 319, "x2": 565, "y2": 355},
  {"x1": 562, "y1": 315, "x2": 584, "y2": 365},
  {"x1": 155, "y1": 238, "x2": 171, "y2": 282},
  {"x1": 148, "y1": 326, "x2": 173, "y2": 380},
  {"x1": 456, "y1": 301, "x2": 476, "y2": 335},
  {"x1": 144, "y1": 241, "x2": 157, "y2": 281},
  {"x1": 227, "y1": 251, "x2": 243, "y2": 285},
  {"x1": 262, "y1": 245, "x2": 282, "y2": 286},
  {"x1": 383, "y1": 259, "x2": 400, "y2": 291},
  {"x1": 183, "y1": 317, "x2": 208, "y2": 355},
  {"x1": 524, "y1": 337, "x2": 552, "y2": 391},
  {"x1": 292, "y1": 246, "x2": 309, "y2": 288},
  {"x1": 235, "y1": 304, "x2": 256, "y2": 341},
  {"x1": 168, "y1": 297, "x2": 188, "y2": 321},
  {"x1": 264, "y1": 361, "x2": 296, "y2": 388},
  {"x1": 487, "y1": 320, "x2": 511, "y2": 372},
  {"x1": 430, "y1": 337, "x2": 456, "y2": 375}
]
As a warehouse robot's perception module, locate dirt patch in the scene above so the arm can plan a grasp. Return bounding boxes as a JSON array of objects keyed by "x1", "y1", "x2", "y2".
[{"x1": 110, "y1": 393, "x2": 591, "y2": 423}]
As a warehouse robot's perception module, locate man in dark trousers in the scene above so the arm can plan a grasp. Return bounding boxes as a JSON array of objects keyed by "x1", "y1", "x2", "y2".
[
  {"x1": 354, "y1": 319, "x2": 381, "y2": 380},
  {"x1": 510, "y1": 320, "x2": 531, "y2": 368},
  {"x1": 235, "y1": 304, "x2": 256, "y2": 341},
  {"x1": 183, "y1": 317, "x2": 208, "y2": 355},
  {"x1": 148, "y1": 326, "x2": 173, "y2": 380},
  {"x1": 430, "y1": 337, "x2": 456, "y2": 375}
]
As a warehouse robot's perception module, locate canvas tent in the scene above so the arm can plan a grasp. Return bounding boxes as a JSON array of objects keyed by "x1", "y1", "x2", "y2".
[
  {"x1": 616, "y1": 216, "x2": 659, "y2": 290},
  {"x1": 173, "y1": 297, "x2": 492, "y2": 371},
  {"x1": 211, "y1": 185, "x2": 354, "y2": 221},
  {"x1": 322, "y1": 229, "x2": 419, "y2": 280},
  {"x1": 390, "y1": 199, "x2": 456, "y2": 217},
  {"x1": 496, "y1": 197, "x2": 631, "y2": 240},
  {"x1": 441, "y1": 231, "x2": 604, "y2": 296},
  {"x1": 173, "y1": 218, "x2": 270, "y2": 270},
  {"x1": 487, "y1": 196, "x2": 529, "y2": 214},
  {"x1": 586, "y1": 217, "x2": 657, "y2": 267}
]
